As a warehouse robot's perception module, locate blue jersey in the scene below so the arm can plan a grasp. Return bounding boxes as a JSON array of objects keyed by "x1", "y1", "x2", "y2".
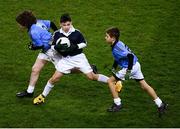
[
  {"x1": 28, "y1": 20, "x2": 52, "y2": 52},
  {"x1": 112, "y1": 41, "x2": 138, "y2": 68}
]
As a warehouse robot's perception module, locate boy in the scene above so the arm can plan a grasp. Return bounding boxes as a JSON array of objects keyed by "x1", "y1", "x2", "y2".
[
  {"x1": 16, "y1": 10, "x2": 60, "y2": 97},
  {"x1": 105, "y1": 27, "x2": 168, "y2": 117},
  {"x1": 33, "y1": 13, "x2": 109, "y2": 104}
]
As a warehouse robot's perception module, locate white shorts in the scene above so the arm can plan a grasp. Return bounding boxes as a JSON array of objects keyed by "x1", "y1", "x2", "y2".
[
  {"x1": 55, "y1": 53, "x2": 93, "y2": 74},
  {"x1": 37, "y1": 48, "x2": 62, "y2": 66},
  {"x1": 116, "y1": 62, "x2": 144, "y2": 80}
]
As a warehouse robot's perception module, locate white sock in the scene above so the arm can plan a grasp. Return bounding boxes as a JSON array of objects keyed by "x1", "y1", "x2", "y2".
[
  {"x1": 42, "y1": 81, "x2": 54, "y2": 97},
  {"x1": 154, "y1": 97, "x2": 162, "y2": 107},
  {"x1": 114, "y1": 98, "x2": 121, "y2": 106},
  {"x1": 97, "y1": 74, "x2": 109, "y2": 83},
  {"x1": 27, "y1": 85, "x2": 35, "y2": 93}
]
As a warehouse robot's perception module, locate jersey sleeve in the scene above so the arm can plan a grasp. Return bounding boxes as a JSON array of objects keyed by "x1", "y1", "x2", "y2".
[{"x1": 78, "y1": 32, "x2": 86, "y2": 43}]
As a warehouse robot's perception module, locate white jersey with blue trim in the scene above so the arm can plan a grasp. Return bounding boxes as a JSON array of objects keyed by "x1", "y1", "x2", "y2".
[
  {"x1": 28, "y1": 20, "x2": 52, "y2": 52},
  {"x1": 112, "y1": 40, "x2": 138, "y2": 68}
]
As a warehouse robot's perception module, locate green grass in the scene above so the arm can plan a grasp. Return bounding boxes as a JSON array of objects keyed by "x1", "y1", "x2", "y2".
[{"x1": 0, "y1": 0, "x2": 180, "y2": 127}]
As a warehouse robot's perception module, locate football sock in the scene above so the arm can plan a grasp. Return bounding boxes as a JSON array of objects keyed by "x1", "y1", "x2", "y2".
[
  {"x1": 98, "y1": 74, "x2": 109, "y2": 83},
  {"x1": 27, "y1": 85, "x2": 35, "y2": 93},
  {"x1": 154, "y1": 97, "x2": 162, "y2": 107},
  {"x1": 42, "y1": 81, "x2": 54, "y2": 97},
  {"x1": 114, "y1": 98, "x2": 121, "y2": 106}
]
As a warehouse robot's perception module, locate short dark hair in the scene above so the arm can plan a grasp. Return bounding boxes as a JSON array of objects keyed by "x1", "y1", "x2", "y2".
[
  {"x1": 106, "y1": 27, "x2": 120, "y2": 41},
  {"x1": 60, "y1": 13, "x2": 71, "y2": 23},
  {"x1": 16, "y1": 10, "x2": 37, "y2": 28}
]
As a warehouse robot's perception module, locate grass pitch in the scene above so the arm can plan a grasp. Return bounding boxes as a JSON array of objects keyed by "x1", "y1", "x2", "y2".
[{"x1": 0, "y1": 0, "x2": 179, "y2": 127}]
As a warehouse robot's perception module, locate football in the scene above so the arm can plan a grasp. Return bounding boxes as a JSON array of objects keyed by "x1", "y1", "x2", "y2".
[{"x1": 56, "y1": 37, "x2": 70, "y2": 48}]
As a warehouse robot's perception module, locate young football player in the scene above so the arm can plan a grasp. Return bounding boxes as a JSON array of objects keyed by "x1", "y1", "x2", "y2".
[
  {"x1": 15, "y1": 11, "x2": 98, "y2": 98},
  {"x1": 105, "y1": 27, "x2": 168, "y2": 117},
  {"x1": 16, "y1": 10, "x2": 60, "y2": 98},
  {"x1": 33, "y1": 13, "x2": 110, "y2": 104}
]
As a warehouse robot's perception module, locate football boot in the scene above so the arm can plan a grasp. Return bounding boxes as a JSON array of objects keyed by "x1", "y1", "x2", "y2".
[
  {"x1": 158, "y1": 102, "x2": 168, "y2": 117},
  {"x1": 107, "y1": 103, "x2": 122, "y2": 112},
  {"x1": 33, "y1": 94, "x2": 45, "y2": 105},
  {"x1": 16, "y1": 90, "x2": 34, "y2": 98}
]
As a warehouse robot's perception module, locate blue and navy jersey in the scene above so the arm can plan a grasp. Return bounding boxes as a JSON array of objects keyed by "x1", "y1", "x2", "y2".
[
  {"x1": 28, "y1": 20, "x2": 52, "y2": 52},
  {"x1": 52, "y1": 29, "x2": 86, "y2": 57},
  {"x1": 112, "y1": 40, "x2": 138, "y2": 68}
]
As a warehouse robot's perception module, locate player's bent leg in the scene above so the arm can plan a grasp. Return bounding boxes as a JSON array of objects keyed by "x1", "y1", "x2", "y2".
[
  {"x1": 138, "y1": 79, "x2": 158, "y2": 100},
  {"x1": 16, "y1": 58, "x2": 48, "y2": 98},
  {"x1": 33, "y1": 71, "x2": 64, "y2": 105},
  {"x1": 85, "y1": 72, "x2": 109, "y2": 83},
  {"x1": 107, "y1": 76, "x2": 122, "y2": 112},
  {"x1": 107, "y1": 76, "x2": 119, "y2": 99},
  {"x1": 29, "y1": 58, "x2": 48, "y2": 86},
  {"x1": 48, "y1": 70, "x2": 64, "y2": 84},
  {"x1": 138, "y1": 79, "x2": 168, "y2": 117}
]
